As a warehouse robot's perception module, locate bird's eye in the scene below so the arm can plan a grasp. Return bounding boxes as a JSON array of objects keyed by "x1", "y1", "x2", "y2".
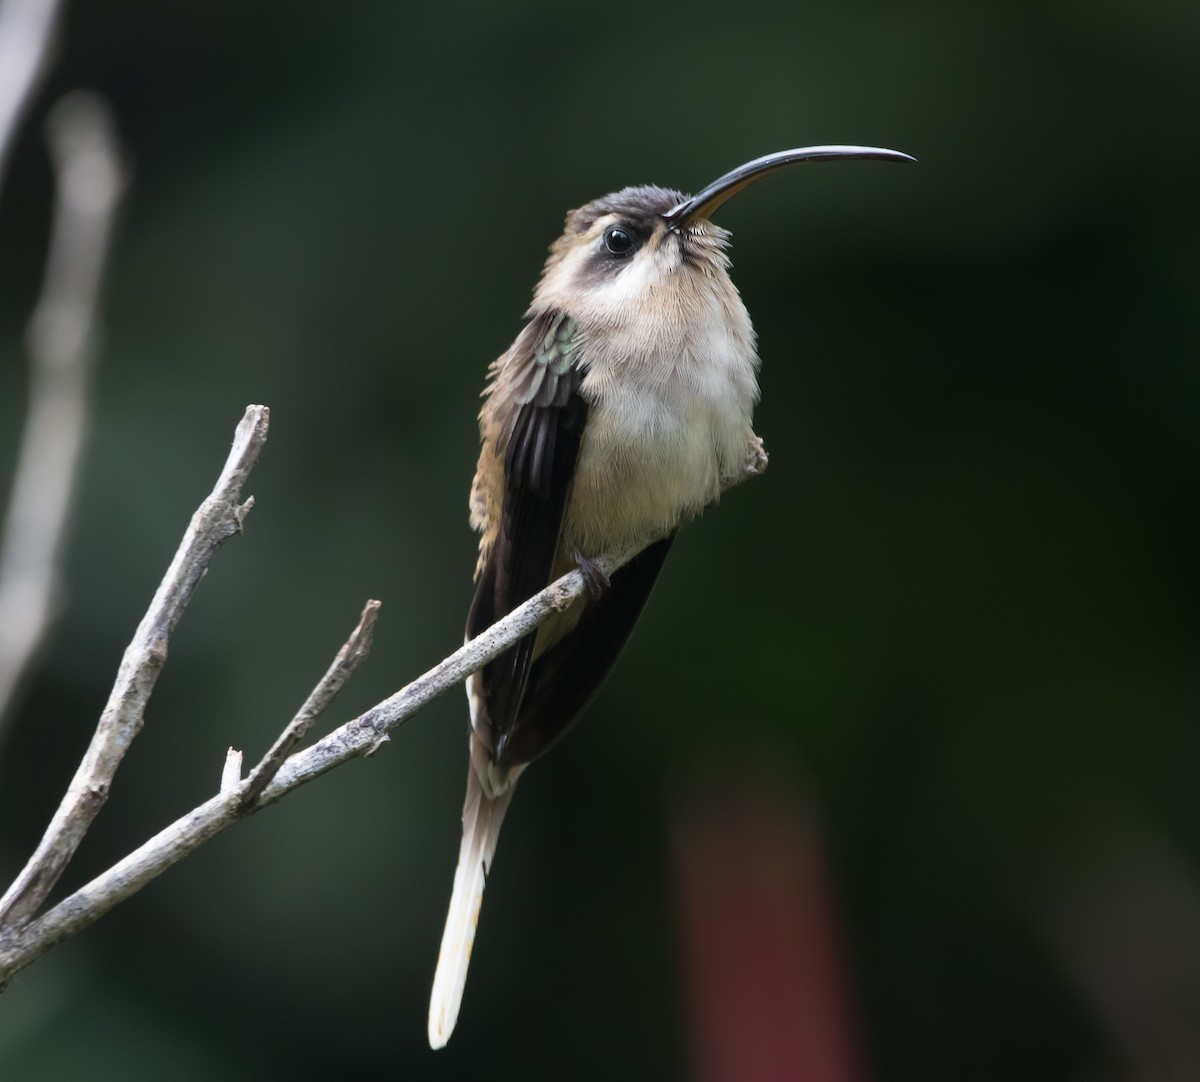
[{"x1": 603, "y1": 226, "x2": 635, "y2": 256}]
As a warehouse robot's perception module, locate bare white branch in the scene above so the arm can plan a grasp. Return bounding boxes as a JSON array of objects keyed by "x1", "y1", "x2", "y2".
[
  {"x1": 0, "y1": 545, "x2": 627, "y2": 984},
  {"x1": 0, "y1": 402, "x2": 766, "y2": 989},
  {"x1": 0, "y1": 93, "x2": 127, "y2": 734},
  {"x1": 0, "y1": 0, "x2": 64, "y2": 195},
  {"x1": 0, "y1": 405, "x2": 270, "y2": 928}
]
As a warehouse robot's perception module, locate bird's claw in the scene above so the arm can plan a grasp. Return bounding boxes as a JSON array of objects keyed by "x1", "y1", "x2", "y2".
[{"x1": 576, "y1": 554, "x2": 610, "y2": 598}]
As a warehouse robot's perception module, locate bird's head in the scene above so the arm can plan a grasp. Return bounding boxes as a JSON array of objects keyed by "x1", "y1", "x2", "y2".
[{"x1": 529, "y1": 145, "x2": 915, "y2": 328}]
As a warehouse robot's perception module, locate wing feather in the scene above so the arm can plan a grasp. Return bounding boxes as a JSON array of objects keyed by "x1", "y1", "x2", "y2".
[{"x1": 469, "y1": 310, "x2": 587, "y2": 754}]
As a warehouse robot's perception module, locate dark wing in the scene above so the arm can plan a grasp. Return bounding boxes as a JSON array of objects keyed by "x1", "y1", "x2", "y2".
[
  {"x1": 496, "y1": 533, "x2": 675, "y2": 767},
  {"x1": 467, "y1": 310, "x2": 587, "y2": 750}
]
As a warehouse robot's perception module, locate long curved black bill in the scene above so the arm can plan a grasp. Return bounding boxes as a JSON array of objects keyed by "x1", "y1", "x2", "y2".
[{"x1": 662, "y1": 145, "x2": 916, "y2": 227}]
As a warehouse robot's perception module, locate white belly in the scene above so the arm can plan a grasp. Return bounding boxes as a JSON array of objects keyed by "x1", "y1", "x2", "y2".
[{"x1": 563, "y1": 347, "x2": 757, "y2": 557}]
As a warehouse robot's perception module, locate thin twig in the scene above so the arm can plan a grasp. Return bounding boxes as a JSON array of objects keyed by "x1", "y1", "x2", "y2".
[
  {"x1": 0, "y1": 405, "x2": 270, "y2": 929},
  {"x1": 0, "y1": 93, "x2": 127, "y2": 735},
  {"x1": 239, "y1": 599, "x2": 382, "y2": 808},
  {"x1": 0, "y1": 0, "x2": 64, "y2": 196}
]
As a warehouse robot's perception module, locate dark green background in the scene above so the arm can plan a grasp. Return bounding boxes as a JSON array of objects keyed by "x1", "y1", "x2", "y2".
[{"x1": 1, "y1": 1, "x2": 1197, "y2": 1078}]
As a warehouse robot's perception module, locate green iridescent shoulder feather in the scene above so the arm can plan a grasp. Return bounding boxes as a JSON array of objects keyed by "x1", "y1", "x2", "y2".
[
  {"x1": 519, "y1": 312, "x2": 580, "y2": 409},
  {"x1": 494, "y1": 310, "x2": 584, "y2": 453}
]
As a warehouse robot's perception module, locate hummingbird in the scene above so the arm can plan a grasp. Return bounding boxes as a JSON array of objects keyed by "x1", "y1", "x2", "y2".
[{"x1": 429, "y1": 145, "x2": 914, "y2": 1048}]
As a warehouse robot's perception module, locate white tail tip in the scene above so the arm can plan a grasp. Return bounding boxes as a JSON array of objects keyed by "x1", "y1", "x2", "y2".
[{"x1": 428, "y1": 757, "x2": 515, "y2": 1048}]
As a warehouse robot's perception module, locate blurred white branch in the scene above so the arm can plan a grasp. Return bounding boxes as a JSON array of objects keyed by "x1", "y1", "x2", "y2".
[
  {"x1": 0, "y1": 0, "x2": 63, "y2": 195},
  {"x1": 0, "y1": 92, "x2": 127, "y2": 735}
]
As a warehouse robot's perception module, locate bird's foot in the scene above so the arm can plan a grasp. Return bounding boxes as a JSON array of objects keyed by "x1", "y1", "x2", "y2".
[
  {"x1": 744, "y1": 434, "x2": 768, "y2": 478},
  {"x1": 575, "y1": 553, "x2": 611, "y2": 599}
]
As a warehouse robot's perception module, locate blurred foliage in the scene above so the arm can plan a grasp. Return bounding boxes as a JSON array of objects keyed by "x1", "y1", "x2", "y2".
[{"x1": 0, "y1": 0, "x2": 1198, "y2": 1078}]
